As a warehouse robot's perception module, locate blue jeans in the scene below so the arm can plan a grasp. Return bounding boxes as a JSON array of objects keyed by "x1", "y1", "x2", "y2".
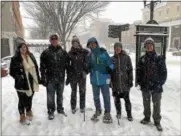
[
  {"x1": 92, "y1": 84, "x2": 111, "y2": 113},
  {"x1": 46, "y1": 81, "x2": 64, "y2": 114}
]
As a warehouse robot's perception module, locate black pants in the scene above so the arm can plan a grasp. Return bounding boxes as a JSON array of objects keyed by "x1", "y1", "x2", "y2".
[
  {"x1": 17, "y1": 91, "x2": 34, "y2": 115},
  {"x1": 113, "y1": 91, "x2": 132, "y2": 115},
  {"x1": 46, "y1": 80, "x2": 64, "y2": 114},
  {"x1": 142, "y1": 91, "x2": 162, "y2": 124},
  {"x1": 70, "y1": 78, "x2": 86, "y2": 110}
]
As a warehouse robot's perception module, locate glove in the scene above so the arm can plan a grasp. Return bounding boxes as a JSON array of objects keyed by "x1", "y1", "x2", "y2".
[
  {"x1": 112, "y1": 91, "x2": 118, "y2": 97},
  {"x1": 40, "y1": 77, "x2": 48, "y2": 87},
  {"x1": 106, "y1": 66, "x2": 113, "y2": 75},
  {"x1": 65, "y1": 78, "x2": 70, "y2": 85}
]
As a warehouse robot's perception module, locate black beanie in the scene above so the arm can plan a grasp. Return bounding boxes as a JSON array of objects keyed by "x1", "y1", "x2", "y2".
[{"x1": 114, "y1": 42, "x2": 122, "y2": 49}]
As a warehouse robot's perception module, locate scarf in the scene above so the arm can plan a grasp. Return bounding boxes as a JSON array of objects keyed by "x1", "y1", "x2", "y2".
[{"x1": 18, "y1": 55, "x2": 39, "y2": 96}]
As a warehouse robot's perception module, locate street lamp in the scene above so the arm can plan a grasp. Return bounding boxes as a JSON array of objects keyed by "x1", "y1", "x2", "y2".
[{"x1": 143, "y1": 0, "x2": 161, "y2": 24}]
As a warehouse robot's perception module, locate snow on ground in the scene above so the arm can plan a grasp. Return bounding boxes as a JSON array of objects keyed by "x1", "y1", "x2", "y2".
[{"x1": 2, "y1": 52, "x2": 181, "y2": 136}]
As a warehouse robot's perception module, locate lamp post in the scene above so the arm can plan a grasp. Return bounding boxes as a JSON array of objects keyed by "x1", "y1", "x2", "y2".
[{"x1": 143, "y1": 0, "x2": 161, "y2": 24}]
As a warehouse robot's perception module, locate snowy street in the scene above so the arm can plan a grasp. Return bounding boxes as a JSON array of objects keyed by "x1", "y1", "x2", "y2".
[{"x1": 2, "y1": 52, "x2": 181, "y2": 136}]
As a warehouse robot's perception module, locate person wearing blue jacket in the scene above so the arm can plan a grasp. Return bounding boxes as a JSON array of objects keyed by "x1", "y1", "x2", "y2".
[{"x1": 86, "y1": 37, "x2": 114, "y2": 123}]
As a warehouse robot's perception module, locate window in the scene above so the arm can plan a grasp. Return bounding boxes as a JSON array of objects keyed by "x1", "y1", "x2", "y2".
[{"x1": 177, "y1": 5, "x2": 180, "y2": 12}]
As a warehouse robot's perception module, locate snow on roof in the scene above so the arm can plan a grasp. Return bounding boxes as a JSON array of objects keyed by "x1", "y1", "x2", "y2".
[
  {"x1": 136, "y1": 24, "x2": 168, "y2": 27},
  {"x1": 135, "y1": 33, "x2": 169, "y2": 36}
]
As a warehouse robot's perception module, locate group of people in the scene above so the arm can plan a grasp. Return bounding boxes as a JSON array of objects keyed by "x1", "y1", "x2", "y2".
[{"x1": 9, "y1": 34, "x2": 167, "y2": 131}]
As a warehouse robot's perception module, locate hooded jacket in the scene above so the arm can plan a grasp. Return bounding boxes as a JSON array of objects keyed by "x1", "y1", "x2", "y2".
[
  {"x1": 86, "y1": 37, "x2": 114, "y2": 85},
  {"x1": 67, "y1": 38, "x2": 89, "y2": 82}
]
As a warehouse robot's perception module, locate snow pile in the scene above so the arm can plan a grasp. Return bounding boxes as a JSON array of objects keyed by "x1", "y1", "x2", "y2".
[{"x1": 2, "y1": 52, "x2": 181, "y2": 136}]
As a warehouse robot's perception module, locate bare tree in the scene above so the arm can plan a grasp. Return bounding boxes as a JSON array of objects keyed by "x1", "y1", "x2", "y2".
[{"x1": 23, "y1": 1, "x2": 109, "y2": 50}]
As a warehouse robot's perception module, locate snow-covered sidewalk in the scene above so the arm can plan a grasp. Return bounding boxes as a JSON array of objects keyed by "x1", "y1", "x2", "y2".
[{"x1": 2, "y1": 53, "x2": 181, "y2": 136}]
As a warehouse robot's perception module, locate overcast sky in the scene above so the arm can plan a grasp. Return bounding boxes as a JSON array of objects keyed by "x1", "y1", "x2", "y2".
[{"x1": 21, "y1": 2, "x2": 143, "y2": 38}]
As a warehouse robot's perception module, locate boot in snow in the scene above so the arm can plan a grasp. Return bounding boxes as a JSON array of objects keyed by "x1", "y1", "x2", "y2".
[
  {"x1": 155, "y1": 123, "x2": 163, "y2": 131},
  {"x1": 26, "y1": 111, "x2": 33, "y2": 121},
  {"x1": 116, "y1": 112, "x2": 121, "y2": 119},
  {"x1": 58, "y1": 110, "x2": 67, "y2": 117},
  {"x1": 127, "y1": 111, "x2": 133, "y2": 121},
  {"x1": 72, "y1": 109, "x2": 77, "y2": 114},
  {"x1": 140, "y1": 117, "x2": 150, "y2": 124},
  {"x1": 48, "y1": 113, "x2": 54, "y2": 120},
  {"x1": 80, "y1": 108, "x2": 85, "y2": 113},
  {"x1": 116, "y1": 110, "x2": 121, "y2": 119},
  {"x1": 20, "y1": 114, "x2": 30, "y2": 125},
  {"x1": 103, "y1": 113, "x2": 113, "y2": 124},
  {"x1": 91, "y1": 109, "x2": 102, "y2": 122}
]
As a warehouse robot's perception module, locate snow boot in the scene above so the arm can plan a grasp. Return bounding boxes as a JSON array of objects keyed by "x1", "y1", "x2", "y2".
[
  {"x1": 48, "y1": 113, "x2": 54, "y2": 120},
  {"x1": 127, "y1": 111, "x2": 133, "y2": 121},
  {"x1": 26, "y1": 111, "x2": 33, "y2": 121},
  {"x1": 91, "y1": 109, "x2": 102, "y2": 122},
  {"x1": 72, "y1": 109, "x2": 77, "y2": 114},
  {"x1": 155, "y1": 123, "x2": 163, "y2": 131},
  {"x1": 140, "y1": 117, "x2": 150, "y2": 124},
  {"x1": 20, "y1": 114, "x2": 30, "y2": 125},
  {"x1": 103, "y1": 113, "x2": 113, "y2": 124},
  {"x1": 20, "y1": 114, "x2": 26, "y2": 123},
  {"x1": 80, "y1": 108, "x2": 85, "y2": 113},
  {"x1": 58, "y1": 110, "x2": 67, "y2": 117},
  {"x1": 116, "y1": 113, "x2": 121, "y2": 119}
]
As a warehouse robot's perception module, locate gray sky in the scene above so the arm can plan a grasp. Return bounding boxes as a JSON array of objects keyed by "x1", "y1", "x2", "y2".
[
  {"x1": 100, "y1": 2, "x2": 143, "y2": 24},
  {"x1": 21, "y1": 2, "x2": 143, "y2": 38}
]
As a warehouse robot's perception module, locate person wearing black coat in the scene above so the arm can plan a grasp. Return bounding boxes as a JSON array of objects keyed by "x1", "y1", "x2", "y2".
[
  {"x1": 9, "y1": 42, "x2": 41, "y2": 124},
  {"x1": 136, "y1": 37, "x2": 167, "y2": 131},
  {"x1": 40, "y1": 34, "x2": 70, "y2": 120},
  {"x1": 110, "y1": 42, "x2": 133, "y2": 121},
  {"x1": 66, "y1": 36, "x2": 89, "y2": 114}
]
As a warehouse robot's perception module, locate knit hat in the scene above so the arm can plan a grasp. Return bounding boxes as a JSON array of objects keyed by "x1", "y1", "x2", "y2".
[
  {"x1": 49, "y1": 34, "x2": 58, "y2": 39},
  {"x1": 114, "y1": 42, "x2": 123, "y2": 49},
  {"x1": 144, "y1": 37, "x2": 155, "y2": 47},
  {"x1": 71, "y1": 36, "x2": 80, "y2": 44}
]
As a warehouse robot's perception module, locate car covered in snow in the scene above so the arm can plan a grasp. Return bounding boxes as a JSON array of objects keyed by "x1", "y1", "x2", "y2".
[
  {"x1": 1, "y1": 56, "x2": 12, "y2": 77},
  {"x1": 172, "y1": 50, "x2": 181, "y2": 56}
]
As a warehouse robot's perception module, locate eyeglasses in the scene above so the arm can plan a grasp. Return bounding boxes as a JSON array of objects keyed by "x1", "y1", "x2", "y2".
[{"x1": 51, "y1": 37, "x2": 58, "y2": 40}]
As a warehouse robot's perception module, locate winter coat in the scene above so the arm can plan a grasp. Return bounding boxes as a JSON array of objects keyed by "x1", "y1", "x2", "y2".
[
  {"x1": 86, "y1": 37, "x2": 114, "y2": 86},
  {"x1": 40, "y1": 45, "x2": 69, "y2": 85},
  {"x1": 111, "y1": 50, "x2": 133, "y2": 93},
  {"x1": 136, "y1": 51, "x2": 167, "y2": 92},
  {"x1": 10, "y1": 51, "x2": 40, "y2": 91},
  {"x1": 67, "y1": 47, "x2": 89, "y2": 82}
]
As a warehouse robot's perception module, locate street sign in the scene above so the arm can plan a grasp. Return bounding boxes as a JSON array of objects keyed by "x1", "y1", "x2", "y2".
[{"x1": 108, "y1": 24, "x2": 130, "y2": 39}]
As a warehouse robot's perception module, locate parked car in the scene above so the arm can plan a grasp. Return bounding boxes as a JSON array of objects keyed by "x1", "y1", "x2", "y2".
[
  {"x1": 172, "y1": 50, "x2": 181, "y2": 56},
  {"x1": 2, "y1": 56, "x2": 13, "y2": 69},
  {"x1": 1, "y1": 56, "x2": 12, "y2": 77}
]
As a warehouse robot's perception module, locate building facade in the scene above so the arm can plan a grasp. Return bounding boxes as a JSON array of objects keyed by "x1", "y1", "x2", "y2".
[
  {"x1": 142, "y1": 1, "x2": 181, "y2": 49},
  {"x1": 1, "y1": 1, "x2": 24, "y2": 58}
]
